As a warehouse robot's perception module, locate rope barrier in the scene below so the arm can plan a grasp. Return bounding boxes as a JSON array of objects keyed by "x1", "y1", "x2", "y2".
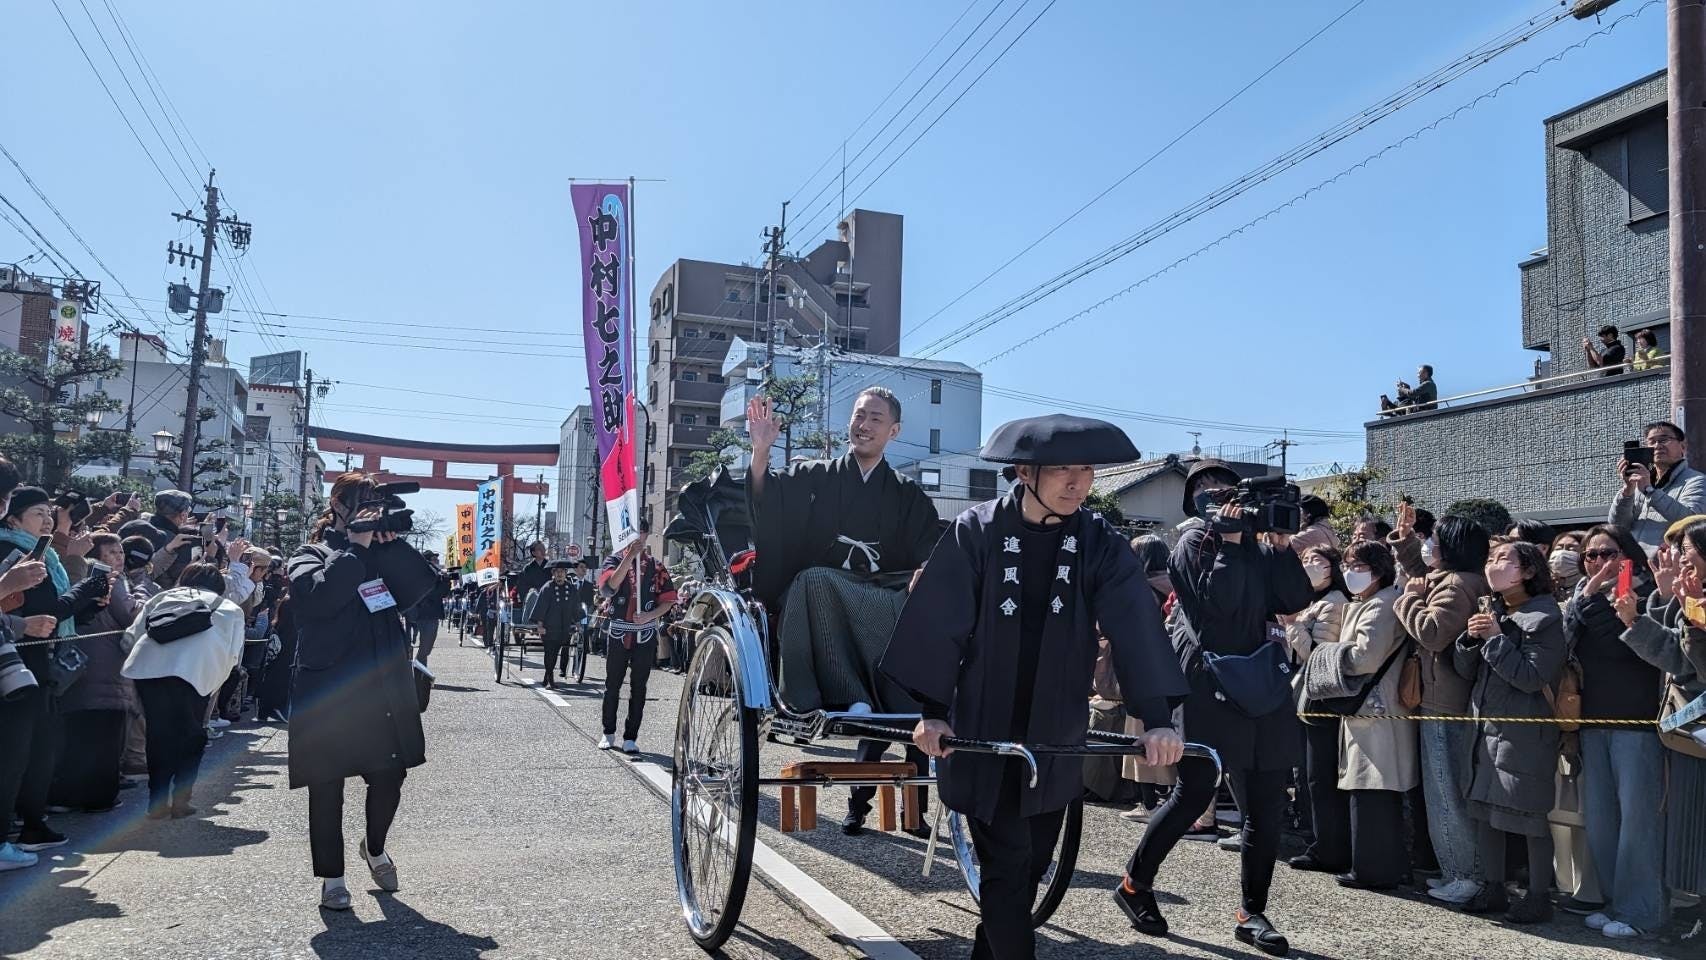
[
  {"x1": 4, "y1": 629, "x2": 128, "y2": 648},
  {"x1": 1294, "y1": 711, "x2": 1657, "y2": 726}
]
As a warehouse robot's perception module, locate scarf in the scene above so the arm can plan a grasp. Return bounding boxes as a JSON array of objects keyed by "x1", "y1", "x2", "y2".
[{"x1": 0, "y1": 525, "x2": 74, "y2": 637}]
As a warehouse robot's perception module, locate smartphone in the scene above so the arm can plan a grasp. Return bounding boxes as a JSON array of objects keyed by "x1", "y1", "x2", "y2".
[
  {"x1": 199, "y1": 521, "x2": 216, "y2": 542},
  {"x1": 27, "y1": 535, "x2": 50, "y2": 561},
  {"x1": 1477, "y1": 595, "x2": 1494, "y2": 616},
  {"x1": 88, "y1": 560, "x2": 112, "y2": 577},
  {"x1": 1625, "y1": 440, "x2": 1656, "y2": 468},
  {"x1": 114, "y1": 491, "x2": 132, "y2": 507},
  {"x1": 1616, "y1": 559, "x2": 1634, "y2": 599}
]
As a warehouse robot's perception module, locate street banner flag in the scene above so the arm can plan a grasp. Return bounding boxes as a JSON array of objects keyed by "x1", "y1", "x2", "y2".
[
  {"x1": 444, "y1": 533, "x2": 456, "y2": 567},
  {"x1": 573, "y1": 182, "x2": 640, "y2": 551},
  {"x1": 474, "y1": 478, "x2": 504, "y2": 573},
  {"x1": 454, "y1": 502, "x2": 475, "y2": 569}
]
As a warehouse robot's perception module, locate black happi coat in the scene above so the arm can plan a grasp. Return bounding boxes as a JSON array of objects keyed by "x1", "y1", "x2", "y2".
[
  {"x1": 881, "y1": 494, "x2": 1189, "y2": 822},
  {"x1": 749, "y1": 453, "x2": 942, "y2": 606},
  {"x1": 286, "y1": 532, "x2": 436, "y2": 789},
  {"x1": 1169, "y1": 525, "x2": 1314, "y2": 771}
]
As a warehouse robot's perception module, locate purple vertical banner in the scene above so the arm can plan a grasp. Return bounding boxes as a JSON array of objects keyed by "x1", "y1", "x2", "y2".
[{"x1": 573, "y1": 183, "x2": 640, "y2": 550}]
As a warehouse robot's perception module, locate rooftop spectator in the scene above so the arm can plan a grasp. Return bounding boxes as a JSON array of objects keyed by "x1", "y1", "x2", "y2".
[
  {"x1": 1583, "y1": 325, "x2": 1627, "y2": 377},
  {"x1": 1379, "y1": 365, "x2": 1438, "y2": 417},
  {"x1": 1630, "y1": 329, "x2": 1665, "y2": 372}
]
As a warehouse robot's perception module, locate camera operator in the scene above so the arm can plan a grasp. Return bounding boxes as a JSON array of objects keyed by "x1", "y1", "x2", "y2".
[
  {"x1": 287, "y1": 472, "x2": 436, "y2": 911},
  {"x1": 1124, "y1": 460, "x2": 1314, "y2": 957},
  {"x1": 1612, "y1": 420, "x2": 1706, "y2": 555}
]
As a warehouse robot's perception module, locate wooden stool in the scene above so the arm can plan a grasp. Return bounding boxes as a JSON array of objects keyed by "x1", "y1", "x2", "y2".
[{"x1": 776, "y1": 761, "x2": 918, "y2": 833}]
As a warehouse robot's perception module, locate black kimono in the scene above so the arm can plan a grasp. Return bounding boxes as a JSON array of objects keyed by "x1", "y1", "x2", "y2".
[{"x1": 880, "y1": 493, "x2": 1189, "y2": 821}]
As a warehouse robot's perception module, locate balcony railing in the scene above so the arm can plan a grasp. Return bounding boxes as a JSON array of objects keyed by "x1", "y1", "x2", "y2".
[{"x1": 1369, "y1": 355, "x2": 1670, "y2": 422}]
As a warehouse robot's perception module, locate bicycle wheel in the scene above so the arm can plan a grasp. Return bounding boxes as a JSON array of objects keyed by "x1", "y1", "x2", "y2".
[
  {"x1": 949, "y1": 796, "x2": 1084, "y2": 928},
  {"x1": 672, "y1": 627, "x2": 759, "y2": 951},
  {"x1": 573, "y1": 628, "x2": 588, "y2": 683},
  {"x1": 492, "y1": 624, "x2": 507, "y2": 683}
]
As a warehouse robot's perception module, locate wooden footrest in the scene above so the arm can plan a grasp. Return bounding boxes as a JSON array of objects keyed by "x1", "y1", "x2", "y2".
[{"x1": 776, "y1": 761, "x2": 922, "y2": 834}]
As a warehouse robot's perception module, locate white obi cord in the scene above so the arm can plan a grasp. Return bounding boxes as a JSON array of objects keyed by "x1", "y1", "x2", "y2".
[{"x1": 836, "y1": 535, "x2": 882, "y2": 572}]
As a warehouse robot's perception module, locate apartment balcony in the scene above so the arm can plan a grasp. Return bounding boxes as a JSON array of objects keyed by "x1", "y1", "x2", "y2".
[{"x1": 670, "y1": 379, "x2": 725, "y2": 405}]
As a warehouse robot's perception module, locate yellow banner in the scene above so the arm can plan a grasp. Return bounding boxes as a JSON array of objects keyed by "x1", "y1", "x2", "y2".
[{"x1": 454, "y1": 502, "x2": 475, "y2": 569}]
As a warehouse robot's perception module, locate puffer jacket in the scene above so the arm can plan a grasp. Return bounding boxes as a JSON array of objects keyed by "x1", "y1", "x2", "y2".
[
  {"x1": 1453, "y1": 594, "x2": 1566, "y2": 817},
  {"x1": 1393, "y1": 567, "x2": 1488, "y2": 714}
]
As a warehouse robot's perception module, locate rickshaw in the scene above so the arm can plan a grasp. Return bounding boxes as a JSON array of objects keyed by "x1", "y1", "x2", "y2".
[{"x1": 663, "y1": 470, "x2": 1222, "y2": 950}]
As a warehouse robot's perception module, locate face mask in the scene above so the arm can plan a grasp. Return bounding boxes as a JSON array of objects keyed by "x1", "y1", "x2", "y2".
[
  {"x1": 1487, "y1": 563, "x2": 1522, "y2": 592},
  {"x1": 1420, "y1": 538, "x2": 1439, "y2": 569},
  {"x1": 1549, "y1": 550, "x2": 1581, "y2": 579},
  {"x1": 1344, "y1": 570, "x2": 1375, "y2": 595},
  {"x1": 1304, "y1": 562, "x2": 1331, "y2": 590}
]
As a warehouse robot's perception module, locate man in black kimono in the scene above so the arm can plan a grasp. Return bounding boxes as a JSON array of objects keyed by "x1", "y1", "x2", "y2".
[
  {"x1": 746, "y1": 385, "x2": 943, "y2": 834},
  {"x1": 530, "y1": 559, "x2": 586, "y2": 687},
  {"x1": 881, "y1": 414, "x2": 1189, "y2": 960}
]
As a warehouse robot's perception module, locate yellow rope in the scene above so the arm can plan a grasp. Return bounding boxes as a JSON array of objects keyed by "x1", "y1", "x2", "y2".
[{"x1": 1296, "y1": 712, "x2": 1657, "y2": 726}]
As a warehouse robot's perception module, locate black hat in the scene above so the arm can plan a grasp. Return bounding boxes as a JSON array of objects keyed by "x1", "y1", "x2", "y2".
[
  {"x1": 121, "y1": 535, "x2": 156, "y2": 571},
  {"x1": 548, "y1": 558, "x2": 574, "y2": 570},
  {"x1": 1181, "y1": 459, "x2": 1243, "y2": 518},
  {"x1": 980, "y1": 415, "x2": 1140, "y2": 481},
  {"x1": 5, "y1": 486, "x2": 50, "y2": 520}
]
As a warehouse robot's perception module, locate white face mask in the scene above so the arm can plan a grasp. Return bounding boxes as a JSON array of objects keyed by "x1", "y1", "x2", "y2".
[
  {"x1": 1304, "y1": 562, "x2": 1331, "y2": 590},
  {"x1": 1344, "y1": 570, "x2": 1375, "y2": 596},
  {"x1": 1420, "y1": 538, "x2": 1439, "y2": 569}
]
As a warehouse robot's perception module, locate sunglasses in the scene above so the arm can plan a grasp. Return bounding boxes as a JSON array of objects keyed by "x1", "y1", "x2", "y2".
[{"x1": 1582, "y1": 548, "x2": 1622, "y2": 561}]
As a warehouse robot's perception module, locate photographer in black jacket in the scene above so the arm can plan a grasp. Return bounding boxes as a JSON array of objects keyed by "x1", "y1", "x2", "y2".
[{"x1": 287, "y1": 472, "x2": 435, "y2": 912}]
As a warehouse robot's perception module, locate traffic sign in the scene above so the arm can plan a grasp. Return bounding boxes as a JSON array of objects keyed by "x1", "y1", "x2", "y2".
[{"x1": 566, "y1": 543, "x2": 583, "y2": 561}]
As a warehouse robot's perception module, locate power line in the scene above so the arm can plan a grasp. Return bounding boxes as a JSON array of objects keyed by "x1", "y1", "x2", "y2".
[
  {"x1": 72, "y1": 0, "x2": 200, "y2": 197},
  {"x1": 95, "y1": 0, "x2": 209, "y2": 175}
]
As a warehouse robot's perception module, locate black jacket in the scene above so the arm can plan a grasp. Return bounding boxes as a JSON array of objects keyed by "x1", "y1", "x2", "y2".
[
  {"x1": 286, "y1": 532, "x2": 435, "y2": 789},
  {"x1": 1564, "y1": 581, "x2": 1662, "y2": 722},
  {"x1": 410, "y1": 574, "x2": 451, "y2": 621},
  {"x1": 531, "y1": 578, "x2": 587, "y2": 634},
  {"x1": 515, "y1": 559, "x2": 550, "y2": 599},
  {"x1": 2, "y1": 546, "x2": 108, "y2": 683}
]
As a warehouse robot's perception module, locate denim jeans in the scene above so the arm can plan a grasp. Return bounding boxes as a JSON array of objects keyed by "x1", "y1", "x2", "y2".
[
  {"x1": 1418, "y1": 720, "x2": 1479, "y2": 882},
  {"x1": 1580, "y1": 729, "x2": 1670, "y2": 931}
]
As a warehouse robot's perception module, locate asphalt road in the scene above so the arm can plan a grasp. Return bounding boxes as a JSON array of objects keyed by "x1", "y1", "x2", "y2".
[{"x1": 3, "y1": 630, "x2": 1698, "y2": 960}]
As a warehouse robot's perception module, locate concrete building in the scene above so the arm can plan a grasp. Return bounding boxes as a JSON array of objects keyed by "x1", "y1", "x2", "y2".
[
  {"x1": 239, "y1": 381, "x2": 327, "y2": 513},
  {"x1": 893, "y1": 451, "x2": 1002, "y2": 520},
  {"x1": 1366, "y1": 71, "x2": 1673, "y2": 526},
  {"x1": 642, "y1": 210, "x2": 906, "y2": 538},
  {"x1": 1092, "y1": 454, "x2": 1280, "y2": 536},
  {"x1": 555, "y1": 404, "x2": 600, "y2": 555}
]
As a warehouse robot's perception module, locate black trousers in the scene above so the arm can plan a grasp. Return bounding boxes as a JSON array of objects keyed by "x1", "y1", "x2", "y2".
[
  {"x1": 602, "y1": 637, "x2": 654, "y2": 740},
  {"x1": 542, "y1": 628, "x2": 571, "y2": 680},
  {"x1": 257, "y1": 632, "x2": 295, "y2": 720},
  {"x1": 50, "y1": 709, "x2": 125, "y2": 811},
  {"x1": 0, "y1": 685, "x2": 48, "y2": 830},
  {"x1": 135, "y1": 677, "x2": 209, "y2": 813},
  {"x1": 967, "y1": 775, "x2": 1067, "y2": 960},
  {"x1": 847, "y1": 740, "x2": 930, "y2": 821},
  {"x1": 308, "y1": 769, "x2": 406, "y2": 879},
  {"x1": 1129, "y1": 758, "x2": 1288, "y2": 914},
  {"x1": 1302, "y1": 718, "x2": 1406, "y2": 884}
]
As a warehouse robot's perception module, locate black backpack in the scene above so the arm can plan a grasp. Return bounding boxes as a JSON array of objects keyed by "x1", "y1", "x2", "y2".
[{"x1": 145, "y1": 592, "x2": 217, "y2": 644}]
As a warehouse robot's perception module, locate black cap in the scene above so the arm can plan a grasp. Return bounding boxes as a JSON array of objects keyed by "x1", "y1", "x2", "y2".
[
  {"x1": 980, "y1": 414, "x2": 1140, "y2": 481},
  {"x1": 121, "y1": 535, "x2": 156, "y2": 571},
  {"x1": 548, "y1": 558, "x2": 574, "y2": 570},
  {"x1": 1181, "y1": 459, "x2": 1243, "y2": 518},
  {"x1": 5, "y1": 486, "x2": 50, "y2": 520}
]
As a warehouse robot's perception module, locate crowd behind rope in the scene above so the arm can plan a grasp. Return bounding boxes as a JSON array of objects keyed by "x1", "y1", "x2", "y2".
[{"x1": 1090, "y1": 418, "x2": 1706, "y2": 946}]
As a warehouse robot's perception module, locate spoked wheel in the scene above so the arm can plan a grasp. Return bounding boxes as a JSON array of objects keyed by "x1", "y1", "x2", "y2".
[
  {"x1": 573, "y1": 628, "x2": 588, "y2": 683},
  {"x1": 671, "y1": 626, "x2": 759, "y2": 951},
  {"x1": 949, "y1": 797, "x2": 1084, "y2": 928},
  {"x1": 492, "y1": 624, "x2": 507, "y2": 683}
]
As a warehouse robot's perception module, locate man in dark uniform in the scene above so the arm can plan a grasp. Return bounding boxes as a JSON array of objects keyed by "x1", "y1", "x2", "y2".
[
  {"x1": 530, "y1": 559, "x2": 587, "y2": 687},
  {"x1": 881, "y1": 415, "x2": 1189, "y2": 960},
  {"x1": 514, "y1": 541, "x2": 551, "y2": 600}
]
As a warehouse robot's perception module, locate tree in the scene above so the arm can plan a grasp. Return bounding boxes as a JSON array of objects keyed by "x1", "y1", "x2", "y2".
[
  {"x1": 155, "y1": 406, "x2": 238, "y2": 509},
  {"x1": 254, "y1": 477, "x2": 307, "y2": 549},
  {"x1": 404, "y1": 508, "x2": 447, "y2": 553},
  {"x1": 1445, "y1": 498, "x2": 1513, "y2": 538},
  {"x1": 1084, "y1": 489, "x2": 1127, "y2": 528},
  {"x1": 1316, "y1": 466, "x2": 1390, "y2": 541},
  {"x1": 764, "y1": 373, "x2": 820, "y2": 464},
  {"x1": 681, "y1": 427, "x2": 749, "y2": 485},
  {"x1": 0, "y1": 344, "x2": 128, "y2": 488}
]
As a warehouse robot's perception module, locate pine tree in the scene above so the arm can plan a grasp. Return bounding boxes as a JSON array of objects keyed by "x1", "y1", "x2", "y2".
[{"x1": 0, "y1": 344, "x2": 129, "y2": 488}]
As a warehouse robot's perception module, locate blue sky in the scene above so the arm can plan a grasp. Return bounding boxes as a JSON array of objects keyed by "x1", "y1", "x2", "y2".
[{"x1": 0, "y1": 0, "x2": 1668, "y2": 523}]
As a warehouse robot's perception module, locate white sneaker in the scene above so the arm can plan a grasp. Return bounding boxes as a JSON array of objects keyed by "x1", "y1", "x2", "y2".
[
  {"x1": 597, "y1": 734, "x2": 615, "y2": 750},
  {"x1": 1425, "y1": 877, "x2": 1448, "y2": 891},
  {"x1": 1584, "y1": 912, "x2": 1611, "y2": 931},
  {"x1": 1602, "y1": 921, "x2": 1645, "y2": 939},
  {"x1": 848, "y1": 701, "x2": 873, "y2": 715},
  {"x1": 209, "y1": 717, "x2": 232, "y2": 729},
  {"x1": 621, "y1": 739, "x2": 639, "y2": 754},
  {"x1": 205, "y1": 725, "x2": 224, "y2": 740},
  {"x1": 0, "y1": 842, "x2": 37, "y2": 871},
  {"x1": 1426, "y1": 879, "x2": 1481, "y2": 904}
]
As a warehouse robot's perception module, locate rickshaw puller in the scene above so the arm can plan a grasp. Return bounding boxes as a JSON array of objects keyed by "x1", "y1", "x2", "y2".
[{"x1": 881, "y1": 414, "x2": 1189, "y2": 960}]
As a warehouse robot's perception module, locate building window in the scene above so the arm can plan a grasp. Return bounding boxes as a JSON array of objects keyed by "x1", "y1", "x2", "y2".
[
  {"x1": 708, "y1": 372, "x2": 725, "y2": 384},
  {"x1": 1626, "y1": 117, "x2": 1668, "y2": 221},
  {"x1": 930, "y1": 379, "x2": 942, "y2": 404},
  {"x1": 725, "y1": 287, "x2": 742, "y2": 302},
  {"x1": 680, "y1": 413, "x2": 697, "y2": 425},
  {"x1": 681, "y1": 370, "x2": 699, "y2": 382},
  {"x1": 647, "y1": 381, "x2": 658, "y2": 405},
  {"x1": 255, "y1": 402, "x2": 265, "y2": 411},
  {"x1": 848, "y1": 334, "x2": 867, "y2": 351},
  {"x1": 929, "y1": 429, "x2": 941, "y2": 454},
  {"x1": 919, "y1": 469, "x2": 941, "y2": 492},
  {"x1": 708, "y1": 330, "x2": 728, "y2": 341},
  {"x1": 650, "y1": 341, "x2": 660, "y2": 365},
  {"x1": 969, "y1": 469, "x2": 998, "y2": 501},
  {"x1": 682, "y1": 328, "x2": 701, "y2": 339}
]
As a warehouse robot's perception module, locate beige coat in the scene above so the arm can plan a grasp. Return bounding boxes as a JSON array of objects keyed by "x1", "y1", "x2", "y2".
[
  {"x1": 1285, "y1": 590, "x2": 1349, "y2": 664},
  {"x1": 1336, "y1": 586, "x2": 1419, "y2": 792}
]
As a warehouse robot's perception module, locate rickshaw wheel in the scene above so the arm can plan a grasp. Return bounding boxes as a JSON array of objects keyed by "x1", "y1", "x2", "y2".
[
  {"x1": 949, "y1": 797, "x2": 1084, "y2": 928},
  {"x1": 672, "y1": 626, "x2": 759, "y2": 950},
  {"x1": 492, "y1": 623, "x2": 507, "y2": 683}
]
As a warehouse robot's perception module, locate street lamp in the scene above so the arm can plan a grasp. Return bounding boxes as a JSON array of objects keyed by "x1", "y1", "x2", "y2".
[
  {"x1": 274, "y1": 506, "x2": 289, "y2": 548},
  {"x1": 152, "y1": 430, "x2": 177, "y2": 458},
  {"x1": 239, "y1": 493, "x2": 254, "y2": 539},
  {"x1": 84, "y1": 409, "x2": 101, "y2": 428}
]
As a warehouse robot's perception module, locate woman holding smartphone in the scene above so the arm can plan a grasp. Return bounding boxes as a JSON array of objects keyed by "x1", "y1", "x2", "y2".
[
  {"x1": 1455, "y1": 540, "x2": 1566, "y2": 922},
  {"x1": 1564, "y1": 524, "x2": 1666, "y2": 939}
]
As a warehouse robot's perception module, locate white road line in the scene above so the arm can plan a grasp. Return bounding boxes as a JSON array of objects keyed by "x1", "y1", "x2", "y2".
[{"x1": 519, "y1": 679, "x2": 921, "y2": 960}]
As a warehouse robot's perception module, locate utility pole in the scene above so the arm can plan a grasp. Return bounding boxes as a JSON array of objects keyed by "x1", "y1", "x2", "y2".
[
  {"x1": 1668, "y1": 0, "x2": 1706, "y2": 464},
  {"x1": 298, "y1": 368, "x2": 333, "y2": 507},
  {"x1": 763, "y1": 202, "x2": 789, "y2": 370},
  {"x1": 536, "y1": 471, "x2": 546, "y2": 551},
  {"x1": 168, "y1": 169, "x2": 249, "y2": 498},
  {"x1": 1271, "y1": 430, "x2": 1295, "y2": 476}
]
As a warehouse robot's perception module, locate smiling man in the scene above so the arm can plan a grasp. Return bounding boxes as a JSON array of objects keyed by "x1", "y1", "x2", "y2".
[{"x1": 746, "y1": 385, "x2": 944, "y2": 834}]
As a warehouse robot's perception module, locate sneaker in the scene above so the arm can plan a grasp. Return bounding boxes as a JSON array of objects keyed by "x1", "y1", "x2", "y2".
[
  {"x1": 1113, "y1": 883, "x2": 1168, "y2": 936},
  {"x1": 621, "y1": 739, "x2": 639, "y2": 754},
  {"x1": 205, "y1": 725, "x2": 224, "y2": 740},
  {"x1": 1218, "y1": 834, "x2": 1244, "y2": 852},
  {"x1": 1233, "y1": 910, "x2": 1290, "y2": 957},
  {"x1": 1119, "y1": 804, "x2": 1155, "y2": 823},
  {"x1": 1584, "y1": 912, "x2": 1612, "y2": 931},
  {"x1": 169, "y1": 804, "x2": 197, "y2": 820},
  {"x1": 1459, "y1": 884, "x2": 1511, "y2": 915},
  {"x1": 598, "y1": 734, "x2": 615, "y2": 750},
  {"x1": 1286, "y1": 854, "x2": 1336, "y2": 874},
  {"x1": 320, "y1": 879, "x2": 351, "y2": 911},
  {"x1": 360, "y1": 839, "x2": 399, "y2": 892},
  {"x1": 16, "y1": 825, "x2": 67, "y2": 852},
  {"x1": 840, "y1": 815, "x2": 866, "y2": 837},
  {"x1": 209, "y1": 717, "x2": 231, "y2": 729},
  {"x1": 1427, "y1": 879, "x2": 1482, "y2": 905},
  {"x1": 1557, "y1": 894, "x2": 1607, "y2": 916},
  {"x1": 46, "y1": 805, "x2": 74, "y2": 815},
  {"x1": 1602, "y1": 921, "x2": 1645, "y2": 940},
  {"x1": 0, "y1": 842, "x2": 38, "y2": 871},
  {"x1": 1425, "y1": 877, "x2": 1449, "y2": 891}
]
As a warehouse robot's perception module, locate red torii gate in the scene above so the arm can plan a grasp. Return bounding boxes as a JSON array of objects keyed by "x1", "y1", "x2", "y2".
[{"x1": 310, "y1": 427, "x2": 558, "y2": 531}]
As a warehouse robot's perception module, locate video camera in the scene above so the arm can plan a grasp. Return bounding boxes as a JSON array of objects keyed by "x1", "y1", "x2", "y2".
[
  {"x1": 1210, "y1": 475, "x2": 1303, "y2": 535},
  {"x1": 347, "y1": 481, "x2": 419, "y2": 535}
]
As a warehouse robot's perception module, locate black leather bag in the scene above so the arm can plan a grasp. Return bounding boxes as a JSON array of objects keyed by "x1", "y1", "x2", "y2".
[{"x1": 46, "y1": 641, "x2": 88, "y2": 696}]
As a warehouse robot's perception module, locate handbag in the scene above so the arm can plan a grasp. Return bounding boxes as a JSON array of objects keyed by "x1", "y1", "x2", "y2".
[
  {"x1": 46, "y1": 640, "x2": 88, "y2": 696},
  {"x1": 1542, "y1": 659, "x2": 1584, "y2": 733},
  {"x1": 1398, "y1": 652, "x2": 1423, "y2": 710},
  {"x1": 1308, "y1": 644, "x2": 1405, "y2": 718},
  {"x1": 146, "y1": 593, "x2": 216, "y2": 644},
  {"x1": 1174, "y1": 608, "x2": 1295, "y2": 718}
]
